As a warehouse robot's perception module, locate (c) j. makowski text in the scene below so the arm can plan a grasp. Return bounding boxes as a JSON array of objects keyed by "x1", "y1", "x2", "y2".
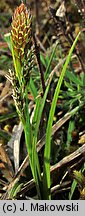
[{"x1": 30, "y1": 202, "x2": 78, "y2": 212}]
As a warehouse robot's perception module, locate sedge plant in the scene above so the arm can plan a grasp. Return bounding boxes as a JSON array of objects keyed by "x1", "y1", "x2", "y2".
[
  {"x1": 5, "y1": 2, "x2": 82, "y2": 199},
  {"x1": 6, "y1": 3, "x2": 43, "y2": 199}
]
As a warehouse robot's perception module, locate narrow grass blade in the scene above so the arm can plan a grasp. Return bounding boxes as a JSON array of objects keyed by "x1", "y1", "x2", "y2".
[
  {"x1": 32, "y1": 84, "x2": 51, "y2": 198},
  {"x1": 0, "y1": 112, "x2": 17, "y2": 123},
  {"x1": 44, "y1": 42, "x2": 58, "y2": 80},
  {"x1": 66, "y1": 120, "x2": 75, "y2": 151},
  {"x1": 66, "y1": 70, "x2": 83, "y2": 86},
  {"x1": 8, "y1": 182, "x2": 23, "y2": 199},
  {"x1": 23, "y1": 86, "x2": 34, "y2": 178},
  {"x1": 29, "y1": 77, "x2": 38, "y2": 100},
  {"x1": 0, "y1": 129, "x2": 11, "y2": 141},
  {"x1": 4, "y1": 33, "x2": 12, "y2": 51},
  {"x1": 4, "y1": 34, "x2": 21, "y2": 81},
  {"x1": 43, "y1": 31, "x2": 81, "y2": 199},
  {"x1": 69, "y1": 180, "x2": 77, "y2": 200},
  {"x1": 40, "y1": 53, "x2": 47, "y2": 68}
]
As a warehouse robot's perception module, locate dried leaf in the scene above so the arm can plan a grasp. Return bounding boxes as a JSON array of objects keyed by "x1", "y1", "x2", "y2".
[
  {"x1": 0, "y1": 143, "x2": 14, "y2": 182},
  {"x1": 8, "y1": 122, "x2": 23, "y2": 173}
]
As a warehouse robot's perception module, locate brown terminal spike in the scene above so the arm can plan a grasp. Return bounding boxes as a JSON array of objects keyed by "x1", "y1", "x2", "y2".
[{"x1": 11, "y1": 3, "x2": 32, "y2": 62}]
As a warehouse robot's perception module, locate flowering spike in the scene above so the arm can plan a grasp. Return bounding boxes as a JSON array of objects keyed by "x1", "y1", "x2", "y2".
[
  {"x1": 11, "y1": 3, "x2": 32, "y2": 62},
  {"x1": 9, "y1": 3, "x2": 35, "y2": 119},
  {"x1": 10, "y1": 3, "x2": 35, "y2": 82}
]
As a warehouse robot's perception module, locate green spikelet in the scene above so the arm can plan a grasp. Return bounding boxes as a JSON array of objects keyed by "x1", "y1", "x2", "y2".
[{"x1": 9, "y1": 69, "x2": 25, "y2": 119}]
